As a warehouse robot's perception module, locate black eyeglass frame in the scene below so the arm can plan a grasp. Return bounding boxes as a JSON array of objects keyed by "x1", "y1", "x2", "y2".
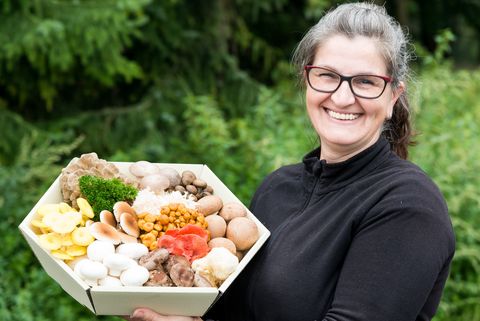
[{"x1": 304, "y1": 65, "x2": 393, "y2": 99}]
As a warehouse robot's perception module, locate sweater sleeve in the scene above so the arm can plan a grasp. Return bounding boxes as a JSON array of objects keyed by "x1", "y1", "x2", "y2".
[{"x1": 323, "y1": 178, "x2": 455, "y2": 321}]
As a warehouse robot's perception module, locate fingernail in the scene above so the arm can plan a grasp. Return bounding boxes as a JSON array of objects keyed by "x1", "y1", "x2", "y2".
[{"x1": 131, "y1": 309, "x2": 145, "y2": 319}]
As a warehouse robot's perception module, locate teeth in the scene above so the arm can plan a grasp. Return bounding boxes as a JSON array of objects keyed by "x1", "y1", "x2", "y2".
[{"x1": 327, "y1": 109, "x2": 360, "y2": 120}]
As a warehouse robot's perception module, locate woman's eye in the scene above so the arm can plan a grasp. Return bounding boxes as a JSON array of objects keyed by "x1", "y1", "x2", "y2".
[
  {"x1": 353, "y1": 76, "x2": 381, "y2": 87},
  {"x1": 317, "y1": 72, "x2": 337, "y2": 79}
]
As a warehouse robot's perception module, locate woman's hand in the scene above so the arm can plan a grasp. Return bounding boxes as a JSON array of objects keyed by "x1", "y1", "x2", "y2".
[{"x1": 123, "y1": 308, "x2": 202, "y2": 321}]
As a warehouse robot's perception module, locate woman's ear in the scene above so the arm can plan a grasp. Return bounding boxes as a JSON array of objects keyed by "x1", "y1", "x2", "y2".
[{"x1": 387, "y1": 81, "x2": 405, "y2": 119}]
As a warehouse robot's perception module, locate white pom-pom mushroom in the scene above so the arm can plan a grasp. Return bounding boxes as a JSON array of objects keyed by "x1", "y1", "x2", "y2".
[
  {"x1": 87, "y1": 240, "x2": 115, "y2": 262},
  {"x1": 120, "y1": 265, "x2": 150, "y2": 286},
  {"x1": 206, "y1": 247, "x2": 239, "y2": 281}
]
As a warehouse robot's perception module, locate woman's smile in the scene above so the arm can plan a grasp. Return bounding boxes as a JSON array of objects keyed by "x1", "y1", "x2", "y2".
[{"x1": 324, "y1": 108, "x2": 361, "y2": 121}]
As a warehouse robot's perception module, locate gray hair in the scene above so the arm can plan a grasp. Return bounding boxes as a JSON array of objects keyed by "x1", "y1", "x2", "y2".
[
  {"x1": 292, "y1": 2, "x2": 415, "y2": 159},
  {"x1": 292, "y1": 2, "x2": 412, "y2": 87}
]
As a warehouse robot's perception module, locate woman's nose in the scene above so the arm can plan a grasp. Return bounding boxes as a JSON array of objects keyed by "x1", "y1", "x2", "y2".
[{"x1": 330, "y1": 80, "x2": 356, "y2": 106}]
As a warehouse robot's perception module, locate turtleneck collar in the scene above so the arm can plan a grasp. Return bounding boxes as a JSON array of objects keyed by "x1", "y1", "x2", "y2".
[{"x1": 302, "y1": 136, "x2": 391, "y2": 191}]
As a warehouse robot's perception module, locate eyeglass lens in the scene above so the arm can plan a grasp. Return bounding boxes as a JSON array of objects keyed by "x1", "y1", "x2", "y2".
[{"x1": 307, "y1": 67, "x2": 387, "y2": 98}]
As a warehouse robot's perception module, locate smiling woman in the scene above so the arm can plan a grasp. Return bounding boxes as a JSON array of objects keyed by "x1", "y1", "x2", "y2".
[
  {"x1": 303, "y1": 34, "x2": 405, "y2": 163},
  {"x1": 127, "y1": 3, "x2": 455, "y2": 321}
]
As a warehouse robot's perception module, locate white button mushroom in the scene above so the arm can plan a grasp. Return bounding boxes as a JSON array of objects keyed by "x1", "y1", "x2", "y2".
[
  {"x1": 116, "y1": 243, "x2": 149, "y2": 260},
  {"x1": 73, "y1": 258, "x2": 90, "y2": 277},
  {"x1": 99, "y1": 275, "x2": 123, "y2": 287},
  {"x1": 103, "y1": 253, "x2": 136, "y2": 277},
  {"x1": 87, "y1": 240, "x2": 115, "y2": 262},
  {"x1": 77, "y1": 259, "x2": 108, "y2": 286},
  {"x1": 120, "y1": 265, "x2": 150, "y2": 286}
]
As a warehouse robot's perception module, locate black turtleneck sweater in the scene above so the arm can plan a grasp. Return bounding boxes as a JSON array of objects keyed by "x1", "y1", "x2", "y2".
[{"x1": 205, "y1": 137, "x2": 455, "y2": 321}]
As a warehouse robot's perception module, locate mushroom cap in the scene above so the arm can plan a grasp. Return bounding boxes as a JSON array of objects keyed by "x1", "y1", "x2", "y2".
[
  {"x1": 98, "y1": 275, "x2": 123, "y2": 286},
  {"x1": 67, "y1": 255, "x2": 88, "y2": 270},
  {"x1": 219, "y1": 202, "x2": 247, "y2": 222},
  {"x1": 196, "y1": 195, "x2": 224, "y2": 216},
  {"x1": 119, "y1": 212, "x2": 140, "y2": 238},
  {"x1": 116, "y1": 243, "x2": 149, "y2": 260},
  {"x1": 99, "y1": 210, "x2": 117, "y2": 228},
  {"x1": 169, "y1": 263, "x2": 194, "y2": 287},
  {"x1": 103, "y1": 253, "x2": 136, "y2": 276},
  {"x1": 205, "y1": 214, "x2": 227, "y2": 238},
  {"x1": 158, "y1": 167, "x2": 181, "y2": 187},
  {"x1": 129, "y1": 161, "x2": 160, "y2": 178},
  {"x1": 118, "y1": 231, "x2": 139, "y2": 244},
  {"x1": 113, "y1": 201, "x2": 136, "y2": 223},
  {"x1": 120, "y1": 265, "x2": 149, "y2": 286},
  {"x1": 208, "y1": 237, "x2": 236, "y2": 255},
  {"x1": 78, "y1": 259, "x2": 108, "y2": 280},
  {"x1": 87, "y1": 240, "x2": 115, "y2": 262},
  {"x1": 139, "y1": 248, "x2": 170, "y2": 271},
  {"x1": 139, "y1": 174, "x2": 170, "y2": 193},
  {"x1": 89, "y1": 222, "x2": 121, "y2": 245},
  {"x1": 226, "y1": 216, "x2": 259, "y2": 251},
  {"x1": 73, "y1": 258, "x2": 90, "y2": 277}
]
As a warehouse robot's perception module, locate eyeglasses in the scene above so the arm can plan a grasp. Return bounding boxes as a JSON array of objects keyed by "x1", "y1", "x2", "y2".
[{"x1": 304, "y1": 65, "x2": 392, "y2": 99}]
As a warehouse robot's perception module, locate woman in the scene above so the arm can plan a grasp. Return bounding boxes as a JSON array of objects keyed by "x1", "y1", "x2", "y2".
[{"x1": 127, "y1": 3, "x2": 455, "y2": 321}]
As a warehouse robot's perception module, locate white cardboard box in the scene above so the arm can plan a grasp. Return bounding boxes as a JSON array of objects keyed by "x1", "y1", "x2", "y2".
[{"x1": 18, "y1": 162, "x2": 270, "y2": 316}]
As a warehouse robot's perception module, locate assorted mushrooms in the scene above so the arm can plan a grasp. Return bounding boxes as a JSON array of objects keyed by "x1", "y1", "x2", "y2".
[{"x1": 36, "y1": 155, "x2": 262, "y2": 289}]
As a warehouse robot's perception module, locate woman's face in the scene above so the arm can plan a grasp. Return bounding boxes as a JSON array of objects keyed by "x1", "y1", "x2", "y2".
[{"x1": 306, "y1": 34, "x2": 404, "y2": 162}]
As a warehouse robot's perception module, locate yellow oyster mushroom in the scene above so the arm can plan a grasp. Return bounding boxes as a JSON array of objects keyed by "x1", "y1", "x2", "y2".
[
  {"x1": 36, "y1": 204, "x2": 60, "y2": 218},
  {"x1": 77, "y1": 198, "x2": 94, "y2": 219},
  {"x1": 58, "y1": 233, "x2": 74, "y2": 246},
  {"x1": 43, "y1": 212, "x2": 81, "y2": 234},
  {"x1": 71, "y1": 227, "x2": 95, "y2": 246},
  {"x1": 59, "y1": 202, "x2": 75, "y2": 214},
  {"x1": 31, "y1": 219, "x2": 49, "y2": 229},
  {"x1": 38, "y1": 233, "x2": 62, "y2": 250},
  {"x1": 65, "y1": 245, "x2": 87, "y2": 257},
  {"x1": 51, "y1": 249, "x2": 74, "y2": 261}
]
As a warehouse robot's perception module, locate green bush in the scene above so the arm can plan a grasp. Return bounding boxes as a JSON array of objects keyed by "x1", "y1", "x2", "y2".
[{"x1": 410, "y1": 65, "x2": 480, "y2": 320}]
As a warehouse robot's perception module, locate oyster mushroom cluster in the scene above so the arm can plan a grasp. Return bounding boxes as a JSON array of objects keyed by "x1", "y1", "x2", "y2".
[{"x1": 60, "y1": 153, "x2": 137, "y2": 208}]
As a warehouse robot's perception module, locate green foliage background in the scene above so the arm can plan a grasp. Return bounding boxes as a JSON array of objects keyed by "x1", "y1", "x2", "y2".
[{"x1": 0, "y1": 0, "x2": 479, "y2": 320}]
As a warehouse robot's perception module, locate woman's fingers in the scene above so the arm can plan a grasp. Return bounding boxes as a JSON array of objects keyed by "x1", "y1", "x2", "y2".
[{"x1": 126, "y1": 308, "x2": 202, "y2": 321}]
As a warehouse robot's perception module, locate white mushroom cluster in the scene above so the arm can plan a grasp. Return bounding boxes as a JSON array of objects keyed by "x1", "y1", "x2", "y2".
[{"x1": 72, "y1": 241, "x2": 149, "y2": 286}]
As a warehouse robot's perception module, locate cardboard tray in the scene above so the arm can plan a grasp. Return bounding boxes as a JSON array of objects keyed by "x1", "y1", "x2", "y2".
[{"x1": 18, "y1": 162, "x2": 270, "y2": 316}]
